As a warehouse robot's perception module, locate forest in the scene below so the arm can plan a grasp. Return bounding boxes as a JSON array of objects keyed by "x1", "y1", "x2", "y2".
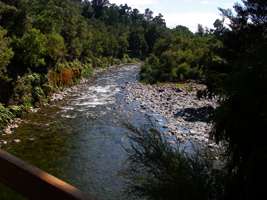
[{"x1": 0, "y1": 0, "x2": 267, "y2": 200}]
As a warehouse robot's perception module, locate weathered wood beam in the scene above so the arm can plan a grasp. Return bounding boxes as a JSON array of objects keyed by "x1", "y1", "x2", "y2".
[{"x1": 0, "y1": 150, "x2": 94, "y2": 200}]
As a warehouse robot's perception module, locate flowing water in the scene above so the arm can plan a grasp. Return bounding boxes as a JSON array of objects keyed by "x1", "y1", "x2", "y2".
[{"x1": 2, "y1": 65, "x2": 163, "y2": 200}]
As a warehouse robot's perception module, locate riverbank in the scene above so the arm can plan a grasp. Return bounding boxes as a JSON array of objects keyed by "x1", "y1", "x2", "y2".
[
  {"x1": 0, "y1": 63, "x2": 139, "y2": 139},
  {"x1": 1, "y1": 65, "x2": 218, "y2": 152},
  {"x1": 124, "y1": 81, "x2": 219, "y2": 149},
  {"x1": 49, "y1": 63, "x2": 131, "y2": 102}
]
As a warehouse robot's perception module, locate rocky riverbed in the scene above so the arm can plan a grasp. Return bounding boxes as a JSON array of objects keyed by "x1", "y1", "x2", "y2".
[{"x1": 124, "y1": 81, "x2": 219, "y2": 149}]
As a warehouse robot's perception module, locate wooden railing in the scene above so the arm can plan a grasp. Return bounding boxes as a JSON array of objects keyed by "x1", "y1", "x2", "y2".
[{"x1": 0, "y1": 150, "x2": 94, "y2": 200}]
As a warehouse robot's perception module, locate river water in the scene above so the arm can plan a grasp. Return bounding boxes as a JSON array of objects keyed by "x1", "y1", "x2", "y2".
[{"x1": 3, "y1": 65, "x2": 162, "y2": 200}]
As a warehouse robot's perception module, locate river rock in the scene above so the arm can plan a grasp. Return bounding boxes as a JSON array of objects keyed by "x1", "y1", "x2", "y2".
[
  {"x1": 124, "y1": 81, "x2": 220, "y2": 150},
  {"x1": 13, "y1": 139, "x2": 21, "y2": 143}
]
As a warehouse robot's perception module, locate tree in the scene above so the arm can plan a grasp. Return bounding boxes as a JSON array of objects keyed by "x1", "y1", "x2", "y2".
[
  {"x1": 145, "y1": 24, "x2": 166, "y2": 54},
  {"x1": 196, "y1": 24, "x2": 205, "y2": 36},
  {"x1": 212, "y1": 19, "x2": 226, "y2": 37},
  {"x1": 205, "y1": 1, "x2": 267, "y2": 199},
  {"x1": 131, "y1": 8, "x2": 143, "y2": 24},
  {"x1": 117, "y1": 32, "x2": 129, "y2": 58},
  {"x1": 0, "y1": 27, "x2": 14, "y2": 104},
  {"x1": 33, "y1": 0, "x2": 64, "y2": 34},
  {"x1": 173, "y1": 25, "x2": 193, "y2": 37},
  {"x1": 128, "y1": 27, "x2": 148, "y2": 58},
  {"x1": 0, "y1": 27, "x2": 13, "y2": 72},
  {"x1": 14, "y1": 28, "x2": 47, "y2": 72},
  {"x1": 46, "y1": 33, "x2": 65, "y2": 65},
  {"x1": 119, "y1": 4, "x2": 131, "y2": 16},
  {"x1": 153, "y1": 13, "x2": 166, "y2": 27},
  {"x1": 92, "y1": 0, "x2": 109, "y2": 18},
  {"x1": 82, "y1": 0, "x2": 94, "y2": 18},
  {"x1": 0, "y1": 1, "x2": 30, "y2": 36},
  {"x1": 144, "y1": 8, "x2": 153, "y2": 22}
]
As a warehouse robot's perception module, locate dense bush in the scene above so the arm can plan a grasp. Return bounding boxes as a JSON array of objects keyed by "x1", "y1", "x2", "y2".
[
  {"x1": 12, "y1": 28, "x2": 47, "y2": 71},
  {"x1": 140, "y1": 31, "x2": 217, "y2": 83},
  {"x1": 11, "y1": 73, "x2": 47, "y2": 107}
]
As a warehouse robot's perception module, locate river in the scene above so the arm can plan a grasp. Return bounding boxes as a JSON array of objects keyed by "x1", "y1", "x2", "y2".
[{"x1": 2, "y1": 65, "x2": 163, "y2": 200}]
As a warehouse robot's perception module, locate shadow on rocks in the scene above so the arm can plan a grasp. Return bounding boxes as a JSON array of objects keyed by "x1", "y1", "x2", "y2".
[{"x1": 174, "y1": 106, "x2": 215, "y2": 122}]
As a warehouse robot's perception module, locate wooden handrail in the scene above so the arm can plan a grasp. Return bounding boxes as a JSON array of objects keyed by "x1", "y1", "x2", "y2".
[{"x1": 0, "y1": 150, "x2": 94, "y2": 200}]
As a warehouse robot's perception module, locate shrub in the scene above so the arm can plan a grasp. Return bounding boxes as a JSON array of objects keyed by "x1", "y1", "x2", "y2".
[
  {"x1": 8, "y1": 105, "x2": 24, "y2": 117},
  {"x1": 0, "y1": 104, "x2": 14, "y2": 130},
  {"x1": 113, "y1": 58, "x2": 121, "y2": 65},
  {"x1": 42, "y1": 83, "x2": 54, "y2": 96},
  {"x1": 176, "y1": 62, "x2": 190, "y2": 80},
  {"x1": 12, "y1": 75, "x2": 33, "y2": 106},
  {"x1": 122, "y1": 54, "x2": 132, "y2": 63},
  {"x1": 32, "y1": 86, "x2": 46, "y2": 104},
  {"x1": 12, "y1": 73, "x2": 47, "y2": 106},
  {"x1": 81, "y1": 63, "x2": 93, "y2": 78},
  {"x1": 140, "y1": 54, "x2": 160, "y2": 83},
  {"x1": 125, "y1": 128, "x2": 224, "y2": 200},
  {"x1": 48, "y1": 60, "x2": 94, "y2": 87},
  {"x1": 61, "y1": 69, "x2": 74, "y2": 85}
]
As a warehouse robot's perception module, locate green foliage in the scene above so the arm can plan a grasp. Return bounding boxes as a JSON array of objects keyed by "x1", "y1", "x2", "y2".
[
  {"x1": 128, "y1": 27, "x2": 148, "y2": 58},
  {"x1": 125, "y1": 128, "x2": 223, "y2": 200},
  {"x1": 140, "y1": 54, "x2": 160, "y2": 83},
  {"x1": 0, "y1": 1, "x2": 30, "y2": 36},
  {"x1": 173, "y1": 25, "x2": 194, "y2": 37},
  {"x1": 32, "y1": 0, "x2": 64, "y2": 34},
  {"x1": 0, "y1": 27, "x2": 13, "y2": 72},
  {"x1": 140, "y1": 33, "x2": 213, "y2": 83},
  {"x1": 0, "y1": 103, "x2": 14, "y2": 130},
  {"x1": 0, "y1": 27, "x2": 13, "y2": 103},
  {"x1": 46, "y1": 33, "x2": 65, "y2": 65},
  {"x1": 12, "y1": 73, "x2": 46, "y2": 107},
  {"x1": 8, "y1": 105, "x2": 24, "y2": 117},
  {"x1": 1, "y1": 0, "x2": 182, "y2": 99},
  {"x1": 140, "y1": 27, "x2": 219, "y2": 83},
  {"x1": 14, "y1": 28, "x2": 47, "y2": 70},
  {"x1": 48, "y1": 60, "x2": 94, "y2": 87},
  {"x1": 81, "y1": 63, "x2": 93, "y2": 78}
]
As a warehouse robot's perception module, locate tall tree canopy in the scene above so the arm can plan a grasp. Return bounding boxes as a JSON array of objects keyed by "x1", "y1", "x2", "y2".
[{"x1": 204, "y1": 1, "x2": 267, "y2": 199}]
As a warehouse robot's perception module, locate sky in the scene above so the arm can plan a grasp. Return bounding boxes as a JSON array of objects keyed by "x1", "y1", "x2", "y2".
[{"x1": 110, "y1": 0, "x2": 240, "y2": 32}]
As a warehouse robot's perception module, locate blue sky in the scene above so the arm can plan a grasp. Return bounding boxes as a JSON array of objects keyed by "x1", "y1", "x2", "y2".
[{"x1": 110, "y1": 0, "x2": 240, "y2": 32}]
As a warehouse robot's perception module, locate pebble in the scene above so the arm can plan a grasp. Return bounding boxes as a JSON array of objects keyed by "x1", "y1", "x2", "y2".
[
  {"x1": 1, "y1": 140, "x2": 8, "y2": 145},
  {"x1": 13, "y1": 139, "x2": 21, "y2": 143},
  {"x1": 28, "y1": 137, "x2": 35, "y2": 142}
]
